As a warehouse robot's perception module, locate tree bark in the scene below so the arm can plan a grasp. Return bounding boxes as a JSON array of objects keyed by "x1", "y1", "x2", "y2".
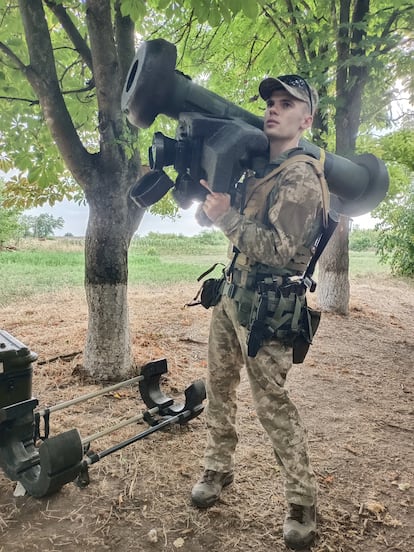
[
  {"x1": 84, "y1": 282, "x2": 131, "y2": 381},
  {"x1": 83, "y1": 183, "x2": 144, "y2": 380},
  {"x1": 316, "y1": 0, "x2": 370, "y2": 314},
  {"x1": 316, "y1": 215, "x2": 350, "y2": 315}
]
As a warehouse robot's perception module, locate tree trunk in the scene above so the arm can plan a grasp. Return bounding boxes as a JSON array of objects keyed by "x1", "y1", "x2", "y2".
[
  {"x1": 83, "y1": 187, "x2": 143, "y2": 381},
  {"x1": 316, "y1": 0, "x2": 370, "y2": 315},
  {"x1": 316, "y1": 215, "x2": 350, "y2": 315},
  {"x1": 84, "y1": 282, "x2": 131, "y2": 381}
]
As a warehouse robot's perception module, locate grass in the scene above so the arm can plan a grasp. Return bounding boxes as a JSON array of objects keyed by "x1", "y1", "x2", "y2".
[
  {"x1": 0, "y1": 234, "x2": 389, "y2": 306},
  {"x1": 349, "y1": 249, "x2": 390, "y2": 276}
]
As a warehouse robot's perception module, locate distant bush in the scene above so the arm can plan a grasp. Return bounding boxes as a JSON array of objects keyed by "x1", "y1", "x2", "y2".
[
  {"x1": 349, "y1": 228, "x2": 379, "y2": 251},
  {"x1": 132, "y1": 231, "x2": 227, "y2": 255},
  {"x1": 145, "y1": 247, "x2": 158, "y2": 256},
  {"x1": 193, "y1": 230, "x2": 227, "y2": 246},
  {"x1": 376, "y1": 187, "x2": 414, "y2": 276}
]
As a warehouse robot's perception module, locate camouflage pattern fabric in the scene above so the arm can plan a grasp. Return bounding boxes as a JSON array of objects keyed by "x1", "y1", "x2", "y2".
[
  {"x1": 202, "y1": 154, "x2": 323, "y2": 506},
  {"x1": 204, "y1": 296, "x2": 317, "y2": 506},
  {"x1": 215, "y1": 157, "x2": 324, "y2": 273}
]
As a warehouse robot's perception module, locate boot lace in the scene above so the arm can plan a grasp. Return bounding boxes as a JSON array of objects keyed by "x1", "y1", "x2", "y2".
[
  {"x1": 289, "y1": 503, "x2": 305, "y2": 523},
  {"x1": 201, "y1": 470, "x2": 217, "y2": 483}
]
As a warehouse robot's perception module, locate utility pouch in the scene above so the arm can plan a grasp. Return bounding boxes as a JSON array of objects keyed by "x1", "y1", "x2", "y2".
[
  {"x1": 292, "y1": 306, "x2": 321, "y2": 364},
  {"x1": 186, "y1": 276, "x2": 225, "y2": 309},
  {"x1": 237, "y1": 293, "x2": 254, "y2": 326},
  {"x1": 200, "y1": 277, "x2": 225, "y2": 309}
]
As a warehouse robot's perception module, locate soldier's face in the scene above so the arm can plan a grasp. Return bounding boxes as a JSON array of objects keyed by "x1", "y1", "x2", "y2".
[{"x1": 264, "y1": 90, "x2": 313, "y2": 142}]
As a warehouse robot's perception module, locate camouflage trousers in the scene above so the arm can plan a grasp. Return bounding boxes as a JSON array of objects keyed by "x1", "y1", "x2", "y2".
[{"x1": 203, "y1": 295, "x2": 317, "y2": 506}]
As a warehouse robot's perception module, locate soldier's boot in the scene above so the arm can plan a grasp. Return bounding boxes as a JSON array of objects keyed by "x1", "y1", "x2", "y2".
[
  {"x1": 283, "y1": 503, "x2": 317, "y2": 550},
  {"x1": 191, "y1": 470, "x2": 234, "y2": 508}
]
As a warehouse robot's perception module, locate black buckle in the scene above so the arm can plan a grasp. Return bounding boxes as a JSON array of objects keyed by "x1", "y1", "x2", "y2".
[{"x1": 226, "y1": 283, "x2": 236, "y2": 298}]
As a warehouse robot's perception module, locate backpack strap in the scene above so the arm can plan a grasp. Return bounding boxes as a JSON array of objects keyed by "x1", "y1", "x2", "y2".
[{"x1": 301, "y1": 214, "x2": 339, "y2": 291}]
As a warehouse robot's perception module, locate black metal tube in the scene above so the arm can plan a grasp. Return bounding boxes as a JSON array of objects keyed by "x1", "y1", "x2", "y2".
[
  {"x1": 85, "y1": 410, "x2": 191, "y2": 465},
  {"x1": 81, "y1": 406, "x2": 159, "y2": 446}
]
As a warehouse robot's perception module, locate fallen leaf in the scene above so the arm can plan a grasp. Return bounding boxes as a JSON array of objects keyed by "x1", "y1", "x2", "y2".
[
  {"x1": 147, "y1": 529, "x2": 158, "y2": 543},
  {"x1": 365, "y1": 500, "x2": 386, "y2": 515},
  {"x1": 384, "y1": 514, "x2": 403, "y2": 528},
  {"x1": 398, "y1": 482, "x2": 411, "y2": 491}
]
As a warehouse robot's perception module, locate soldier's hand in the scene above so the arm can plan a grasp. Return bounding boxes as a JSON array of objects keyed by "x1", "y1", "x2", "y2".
[{"x1": 200, "y1": 179, "x2": 231, "y2": 222}]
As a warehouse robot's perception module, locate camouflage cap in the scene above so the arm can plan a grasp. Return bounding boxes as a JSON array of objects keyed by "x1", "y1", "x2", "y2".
[{"x1": 259, "y1": 75, "x2": 318, "y2": 114}]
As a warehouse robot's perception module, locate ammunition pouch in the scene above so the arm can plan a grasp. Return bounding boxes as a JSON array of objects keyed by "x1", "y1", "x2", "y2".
[{"x1": 222, "y1": 276, "x2": 321, "y2": 361}]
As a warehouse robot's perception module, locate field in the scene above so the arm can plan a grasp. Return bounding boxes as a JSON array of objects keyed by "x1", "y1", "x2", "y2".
[
  {"x1": 0, "y1": 236, "x2": 413, "y2": 552},
  {"x1": 0, "y1": 234, "x2": 389, "y2": 306}
]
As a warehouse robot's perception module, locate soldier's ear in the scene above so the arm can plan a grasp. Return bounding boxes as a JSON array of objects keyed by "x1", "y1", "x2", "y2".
[{"x1": 301, "y1": 114, "x2": 313, "y2": 131}]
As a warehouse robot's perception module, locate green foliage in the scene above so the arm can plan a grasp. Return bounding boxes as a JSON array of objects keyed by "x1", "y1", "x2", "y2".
[
  {"x1": 19, "y1": 213, "x2": 65, "y2": 238},
  {"x1": 381, "y1": 130, "x2": 414, "y2": 171},
  {"x1": 0, "y1": 181, "x2": 23, "y2": 246},
  {"x1": 349, "y1": 228, "x2": 379, "y2": 251},
  {"x1": 131, "y1": 230, "x2": 227, "y2": 255},
  {"x1": 122, "y1": 0, "x2": 259, "y2": 28},
  {"x1": 376, "y1": 185, "x2": 414, "y2": 276},
  {"x1": 369, "y1": 128, "x2": 414, "y2": 276},
  {"x1": 0, "y1": 2, "x2": 91, "y2": 208},
  {"x1": 0, "y1": 205, "x2": 22, "y2": 247}
]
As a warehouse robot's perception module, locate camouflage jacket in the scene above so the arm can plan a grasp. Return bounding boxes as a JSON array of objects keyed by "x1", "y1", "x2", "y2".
[{"x1": 214, "y1": 149, "x2": 325, "y2": 277}]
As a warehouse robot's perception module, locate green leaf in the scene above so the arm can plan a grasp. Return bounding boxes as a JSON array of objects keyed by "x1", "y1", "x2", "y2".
[
  {"x1": 156, "y1": 0, "x2": 171, "y2": 9},
  {"x1": 208, "y1": 6, "x2": 222, "y2": 27},
  {"x1": 192, "y1": 2, "x2": 210, "y2": 23},
  {"x1": 226, "y1": 0, "x2": 242, "y2": 14},
  {"x1": 241, "y1": 2, "x2": 257, "y2": 19}
]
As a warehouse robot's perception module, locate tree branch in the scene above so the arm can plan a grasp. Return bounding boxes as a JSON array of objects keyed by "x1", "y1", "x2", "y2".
[
  {"x1": 44, "y1": 0, "x2": 93, "y2": 71},
  {"x1": 0, "y1": 41, "x2": 26, "y2": 71},
  {"x1": 284, "y1": 0, "x2": 308, "y2": 63},
  {"x1": 114, "y1": 0, "x2": 135, "y2": 86},
  {"x1": 85, "y1": 0, "x2": 123, "y2": 163},
  {"x1": 261, "y1": 7, "x2": 296, "y2": 60},
  {"x1": 0, "y1": 94, "x2": 39, "y2": 105},
  {"x1": 18, "y1": 0, "x2": 91, "y2": 186}
]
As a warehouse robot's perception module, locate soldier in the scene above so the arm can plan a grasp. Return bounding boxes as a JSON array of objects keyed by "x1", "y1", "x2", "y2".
[{"x1": 191, "y1": 75, "x2": 323, "y2": 550}]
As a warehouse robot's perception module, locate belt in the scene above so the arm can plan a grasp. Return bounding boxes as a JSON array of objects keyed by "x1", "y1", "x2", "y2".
[
  {"x1": 231, "y1": 268, "x2": 288, "y2": 289},
  {"x1": 222, "y1": 279, "x2": 306, "y2": 301}
]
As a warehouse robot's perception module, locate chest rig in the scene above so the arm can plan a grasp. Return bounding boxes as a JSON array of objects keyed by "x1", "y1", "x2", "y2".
[
  {"x1": 223, "y1": 154, "x2": 330, "y2": 359},
  {"x1": 229, "y1": 154, "x2": 329, "y2": 285}
]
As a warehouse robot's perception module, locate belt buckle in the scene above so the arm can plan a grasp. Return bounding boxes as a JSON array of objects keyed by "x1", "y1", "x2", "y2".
[{"x1": 226, "y1": 283, "x2": 236, "y2": 299}]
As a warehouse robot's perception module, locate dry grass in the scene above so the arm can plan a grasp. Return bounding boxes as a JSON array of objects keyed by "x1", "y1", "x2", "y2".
[{"x1": 1, "y1": 277, "x2": 413, "y2": 551}]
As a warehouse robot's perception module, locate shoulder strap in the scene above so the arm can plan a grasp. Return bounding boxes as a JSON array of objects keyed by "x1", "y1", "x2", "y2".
[{"x1": 301, "y1": 215, "x2": 338, "y2": 291}]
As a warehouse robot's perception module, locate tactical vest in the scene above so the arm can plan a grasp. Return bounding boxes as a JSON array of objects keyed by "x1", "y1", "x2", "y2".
[
  {"x1": 229, "y1": 154, "x2": 329, "y2": 288},
  {"x1": 216, "y1": 155, "x2": 329, "y2": 358}
]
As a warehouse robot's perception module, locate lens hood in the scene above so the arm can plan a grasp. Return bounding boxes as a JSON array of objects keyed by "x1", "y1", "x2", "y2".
[{"x1": 130, "y1": 170, "x2": 174, "y2": 208}]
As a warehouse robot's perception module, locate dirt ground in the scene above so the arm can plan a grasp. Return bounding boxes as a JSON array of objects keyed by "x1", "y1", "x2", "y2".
[{"x1": 0, "y1": 275, "x2": 413, "y2": 552}]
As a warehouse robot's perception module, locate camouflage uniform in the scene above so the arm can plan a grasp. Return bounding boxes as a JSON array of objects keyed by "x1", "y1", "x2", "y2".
[{"x1": 203, "y1": 149, "x2": 324, "y2": 507}]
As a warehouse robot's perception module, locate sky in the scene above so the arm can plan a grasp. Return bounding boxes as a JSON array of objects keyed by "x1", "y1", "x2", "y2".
[{"x1": 24, "y1": 198, "x2": 377, "y2": 237}]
